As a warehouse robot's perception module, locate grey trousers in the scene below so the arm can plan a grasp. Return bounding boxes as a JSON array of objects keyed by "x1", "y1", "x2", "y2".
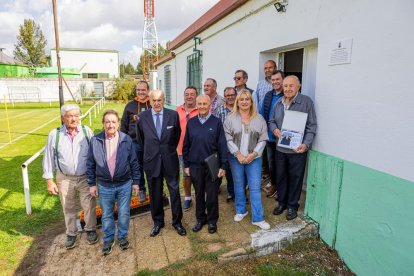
[{"x1": 56, "y1": 174, "x2": 96, "y2": 236}]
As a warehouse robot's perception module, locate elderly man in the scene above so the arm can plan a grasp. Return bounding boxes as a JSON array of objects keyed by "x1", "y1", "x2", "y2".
[
  {"x1": 176, "y1": 86, "x2": 199, "y2": 211},
  {"x1": 42, "y1": 104, "x2": 97, "y2": 249},
  {"x1": 183, "y1": 95, "x2": 227, "y2": 234},
  {"x1": 136, "y1": 90, "x2": 186, "y2": 237},
  {"x1": 203, "y1": 78, "x2": 225, "y2": 115},
  {"x1": 269, "y1": 75, "x2": 317, "y2": 220},
  {"x1": 215, "y1": 87, "x2": 237, "y2": 202},
  {"x1": 121, "y1": 80, "x2": 151, "y2": 202},
  {"x1": 234, "y1": 69, "x2": 254, "y2": 94},
  {"x1": 260, "y1": 70, "x2": 285, "y2": 198}
]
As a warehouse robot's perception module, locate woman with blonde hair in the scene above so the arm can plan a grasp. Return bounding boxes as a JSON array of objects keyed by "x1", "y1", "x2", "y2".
[{"x1": 223, "y1": 89, "x2": 270, "y2": 230}]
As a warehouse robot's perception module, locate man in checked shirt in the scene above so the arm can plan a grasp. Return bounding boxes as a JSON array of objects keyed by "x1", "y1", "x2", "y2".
[{"x1": 42, "y1": 104, "x2": 97, "y2": 249}]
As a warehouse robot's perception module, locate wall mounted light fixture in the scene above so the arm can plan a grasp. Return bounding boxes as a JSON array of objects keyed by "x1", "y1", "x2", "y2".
[{"x1": 274, "y1": 0, "x2": 288, "y2": 12}]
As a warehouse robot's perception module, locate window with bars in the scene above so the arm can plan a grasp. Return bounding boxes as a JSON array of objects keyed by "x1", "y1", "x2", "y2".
[
  {"x1": 164, "y1": 65, "x2": 171, "y2": 104},
  {"x1": 187, "y1": 51, "x2": 202, "y2": 93}
]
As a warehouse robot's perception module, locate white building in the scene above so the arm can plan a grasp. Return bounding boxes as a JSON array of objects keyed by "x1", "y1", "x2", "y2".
[
  {"x1": 50, "y1": 48, "x2": 119, "y2": 78},
  {"x1": 156, "y1": 0, "x2": 414, "y2": 275}
]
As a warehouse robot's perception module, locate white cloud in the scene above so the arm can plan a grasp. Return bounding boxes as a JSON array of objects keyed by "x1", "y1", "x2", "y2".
[{"x1": 0, "y1": 0, "x2": 219, "y2": 64}]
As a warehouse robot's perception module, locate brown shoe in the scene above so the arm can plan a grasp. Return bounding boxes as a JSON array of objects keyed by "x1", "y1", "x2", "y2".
[{"x1": 266, "y1": 185, "x2": 277, "y2": 198}]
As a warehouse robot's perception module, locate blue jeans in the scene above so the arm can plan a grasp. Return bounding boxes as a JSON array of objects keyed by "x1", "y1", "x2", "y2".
[
  {"x1": 133, "y1": 142, "x2": 146, "y2": 192},
  {"x1": 229, "y1": 155, "x2": 264, "y2": 222},
  {"x1": 99, "y1": 180, "x2": 132, "y2": 242}
]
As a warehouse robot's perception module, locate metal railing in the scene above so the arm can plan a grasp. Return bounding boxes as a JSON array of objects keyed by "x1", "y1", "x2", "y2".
[{"x1": 21, "y1": 97, "x2": 106, "y2": 215}]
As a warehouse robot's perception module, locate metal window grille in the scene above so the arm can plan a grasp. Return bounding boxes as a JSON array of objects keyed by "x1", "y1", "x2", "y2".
[
  {"x1": 187, "y1": 51, "x2": 202, "y2": 93},
  {"x1": 164, "y1": 65, "x2": 171, "y2": 104}
]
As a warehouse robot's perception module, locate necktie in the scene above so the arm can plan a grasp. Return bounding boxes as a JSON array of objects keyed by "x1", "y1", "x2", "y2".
[{"x1": 155, "y1": 113, "x2": 161, "y2": 139}]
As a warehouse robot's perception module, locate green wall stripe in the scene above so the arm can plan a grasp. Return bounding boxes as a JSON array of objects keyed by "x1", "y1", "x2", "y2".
[{"x1": 306, "y1": 150, "x2": 414, "y2": 275}]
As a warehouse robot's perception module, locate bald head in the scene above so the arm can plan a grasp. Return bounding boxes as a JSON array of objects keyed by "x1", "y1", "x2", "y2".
[
  {"x1": 284, "y1": 75, "x2": 300, "y2": 85},
  {"x1": 283, "y1": 75, "x2": 301, "y2": 100},
  {"x1": 196, "y1": 94, "x2": 211, "y2": 118}
]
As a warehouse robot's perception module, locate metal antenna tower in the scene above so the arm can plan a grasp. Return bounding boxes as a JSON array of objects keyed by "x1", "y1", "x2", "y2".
[{"x1": 142, "y1": 0, "x2": 158, "y2": 81}]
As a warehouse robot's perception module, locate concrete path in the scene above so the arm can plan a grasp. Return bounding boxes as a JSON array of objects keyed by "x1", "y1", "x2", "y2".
[{"x1": 37, "y1": 188, "x2": 314, "y2": 275}]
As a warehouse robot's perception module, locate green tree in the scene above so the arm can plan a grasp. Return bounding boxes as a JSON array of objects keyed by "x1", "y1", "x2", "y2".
[
  {"x1": 158, "y1": 42, "x2": 170, "y2": 59},
  {"x1": 120, "y1": 63, "x2": 125, "y2": 78},
  {"x1": 14, "y1": 19, "x2": 47, "y2": 67},
  {"x1": 136, "y1": 55, "x2": 143, "y2": 75},
  {"x1": 125, "y1": 62, "x2": 135, "y2": 74},
  {"x1": 112, "y1": 78, "x2": 137, "y2": 101},
  {"x1": 137, "y1": 42, "x2": 170, "y2": 74}
]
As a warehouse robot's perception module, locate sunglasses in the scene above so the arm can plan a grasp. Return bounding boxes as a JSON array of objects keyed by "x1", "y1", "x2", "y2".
[{"x1": 233, "y1": 77, "x2": 243, "y2": 81}]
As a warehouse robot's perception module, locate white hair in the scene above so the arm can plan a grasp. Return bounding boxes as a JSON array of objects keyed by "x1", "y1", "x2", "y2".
[
  {"x1": 149, "y1": 89, "x2": 165, "y2": 100},
  {"x1": 61, "y1": 104, "x2": 81, "y2": 116}
]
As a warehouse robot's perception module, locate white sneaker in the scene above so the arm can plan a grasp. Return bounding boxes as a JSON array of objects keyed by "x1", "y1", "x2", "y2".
[
  {"x1": 234, "y1": 211, "x2": 248, "y2": 222},
  {"x1": 252, "y1": 220, "x2": 270, "y2": 230}
]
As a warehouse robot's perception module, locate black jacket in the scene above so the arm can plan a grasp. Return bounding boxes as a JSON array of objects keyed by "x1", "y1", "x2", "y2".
[{"x1": 120, "y1": 97, "x2": 151, "y2": 142}]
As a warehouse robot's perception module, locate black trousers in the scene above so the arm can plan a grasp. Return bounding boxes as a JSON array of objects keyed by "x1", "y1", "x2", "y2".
[
  {"x1": 262, "y1": 144, "x2": 270, "y2": 178},
  {"x1": 275, "y1": 150, "x2": 308, "y2": 210},
  {"x1": 190, "y1": 165, "x2": 219, "y2": 225},
  {"x1": 266, "y1": 141, "x2": 277, "y2": 188},
  {"x1": 148, "y1": 165, "x2": 183, "y2": 227}
]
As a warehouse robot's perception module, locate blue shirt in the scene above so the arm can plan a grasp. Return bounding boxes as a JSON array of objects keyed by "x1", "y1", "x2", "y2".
[
  {"x1": 151, "y1": 108, "x2": 163, "y2": 128},
  {"x1": 198, "y1": 113, "x2": 211, "y2": 124}
]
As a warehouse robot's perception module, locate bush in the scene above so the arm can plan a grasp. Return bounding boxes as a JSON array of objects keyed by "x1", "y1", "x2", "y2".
[{"x1": 112, "y1": 78, "x2": 137, "y2": 101}]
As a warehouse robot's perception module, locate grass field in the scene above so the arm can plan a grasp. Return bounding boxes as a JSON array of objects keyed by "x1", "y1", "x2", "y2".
[{"x1": 0, "y1": 101, "x2": 125, "y2": 275}]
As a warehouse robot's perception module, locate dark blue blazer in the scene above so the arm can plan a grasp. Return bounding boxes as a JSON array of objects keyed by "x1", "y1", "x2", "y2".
[{"x1": 136, "y1": 108, "x2": 181, "y2": 178}]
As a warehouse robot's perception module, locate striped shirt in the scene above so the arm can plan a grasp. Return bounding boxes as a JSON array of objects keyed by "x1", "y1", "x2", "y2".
[
  {"x1": 42, "y1": 124, "x2": 93, "y2": 179},
  {"x1": 253, "y1": 79, "x2": 273, "y2": 113}
]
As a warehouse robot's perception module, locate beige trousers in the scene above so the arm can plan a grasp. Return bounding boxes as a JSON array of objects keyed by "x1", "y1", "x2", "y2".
[{"x1": 56, "y1": 174, "x2": 96, "y2": 236}]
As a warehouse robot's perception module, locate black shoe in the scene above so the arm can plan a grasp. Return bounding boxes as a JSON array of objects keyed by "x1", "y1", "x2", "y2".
[
  {"x1": 119, "y1": 238, "x2": 130, "y2": 250},
  {"x1": 150, "y1": 224, "x2": 164, "y2": 237},
  {"x1": 286, "y1": 208, "x2": 297, "y2": 220},
  {"x1": 208, "y1": 223, "x2": 217, "y2": 234},
  {"x1": 174, "y1": 224, "x2": 187, "y2": 236},
  {"x1": 273, "y1": 205, "x2": 286, "y2": 216},
  {"x1": 65, "y1": 235, "x2": 76, "y2": 249},
  {"x1": 86, "y1": 231, "x2": 98, "y2": 245},
  {"x1": 192, "y1": 221, "x2": 205, "y2": 232},
  {"x1": 102, "y1": 240, "x2": 115, "y2": 256}
]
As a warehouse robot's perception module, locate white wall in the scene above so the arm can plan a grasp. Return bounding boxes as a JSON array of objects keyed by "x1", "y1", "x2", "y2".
[
  {"x1": 51, "y1": 50, "x2": 119, "y2": 78},
  {"x1": 158, "y1": 0, "x2": 414, "y2": 181},
  {"x1": 0, "y1": 78, "x2": 115, "y2": 102}
]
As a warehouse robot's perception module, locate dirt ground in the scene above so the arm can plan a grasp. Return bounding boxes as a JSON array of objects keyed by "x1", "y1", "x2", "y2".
[{"x1": 14, "y1": 190, "x2": 352, "y2": 276}]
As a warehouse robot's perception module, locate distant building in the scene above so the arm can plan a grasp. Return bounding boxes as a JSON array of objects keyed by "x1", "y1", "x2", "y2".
[
  {"x1": 155, "y1": 0, "x2": 414, "y2": 275},
  {"x1": 0, "y1": 49, "x2": 30, "y2": 78},
  {"x1": 50, "y1": 48, "x2": 119, "y2": 78}
]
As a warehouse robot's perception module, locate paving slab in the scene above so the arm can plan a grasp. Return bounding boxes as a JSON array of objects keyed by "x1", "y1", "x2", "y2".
[{"x1": 32, "y1": 187, "x2": 315, "y2": 275}]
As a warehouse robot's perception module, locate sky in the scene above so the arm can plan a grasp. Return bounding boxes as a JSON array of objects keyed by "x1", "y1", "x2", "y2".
[{"x1": 0, "y1": 0, "x2": 220, "y2": 66}]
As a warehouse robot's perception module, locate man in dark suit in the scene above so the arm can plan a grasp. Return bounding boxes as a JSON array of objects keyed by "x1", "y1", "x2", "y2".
[{"x1": 136, "y1": 90, "x2": 186, "y2": 237}]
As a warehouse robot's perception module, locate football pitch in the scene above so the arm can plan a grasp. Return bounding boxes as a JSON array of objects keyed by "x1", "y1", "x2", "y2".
[{"x1": 0, "y1": 102, "x2": 125, "y2": 275}]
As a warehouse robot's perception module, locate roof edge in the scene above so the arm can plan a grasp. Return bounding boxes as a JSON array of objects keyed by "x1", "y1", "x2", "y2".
[
  {"x1": 169, "y1": 0, "x2": 248, "y2": 50},
  {"x1": 154, "y1": 52, "x2": 176, "y2": 67}
]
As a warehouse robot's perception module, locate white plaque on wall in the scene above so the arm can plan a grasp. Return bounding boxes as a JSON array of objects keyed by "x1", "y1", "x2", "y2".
[{"x1": 329, "y1": 38, "x2": 353, "y2": 65}]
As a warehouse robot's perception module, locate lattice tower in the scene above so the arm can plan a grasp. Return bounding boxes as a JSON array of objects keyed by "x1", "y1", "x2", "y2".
[{"x1": 142, "y1": 0, "x2": 158, "y2": 80}]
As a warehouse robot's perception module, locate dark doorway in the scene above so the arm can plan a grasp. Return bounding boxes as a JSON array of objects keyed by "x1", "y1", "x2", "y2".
[{"x1": 280, "y1": 48, "x2": 304, "y2": 83}]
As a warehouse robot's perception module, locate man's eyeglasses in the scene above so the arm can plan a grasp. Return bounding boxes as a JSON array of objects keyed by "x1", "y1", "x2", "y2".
[
  {"x1": 233, "y1": 77, "x2": 242, "y2": 81},
  {"x1": 225, "y1": 94, "x2": 236, "y2": 98}
]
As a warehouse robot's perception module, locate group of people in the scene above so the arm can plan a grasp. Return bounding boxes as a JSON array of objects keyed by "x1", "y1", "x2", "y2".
[{"x1": 42, "y1": 60, "x2": 317, "y2": 256}]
